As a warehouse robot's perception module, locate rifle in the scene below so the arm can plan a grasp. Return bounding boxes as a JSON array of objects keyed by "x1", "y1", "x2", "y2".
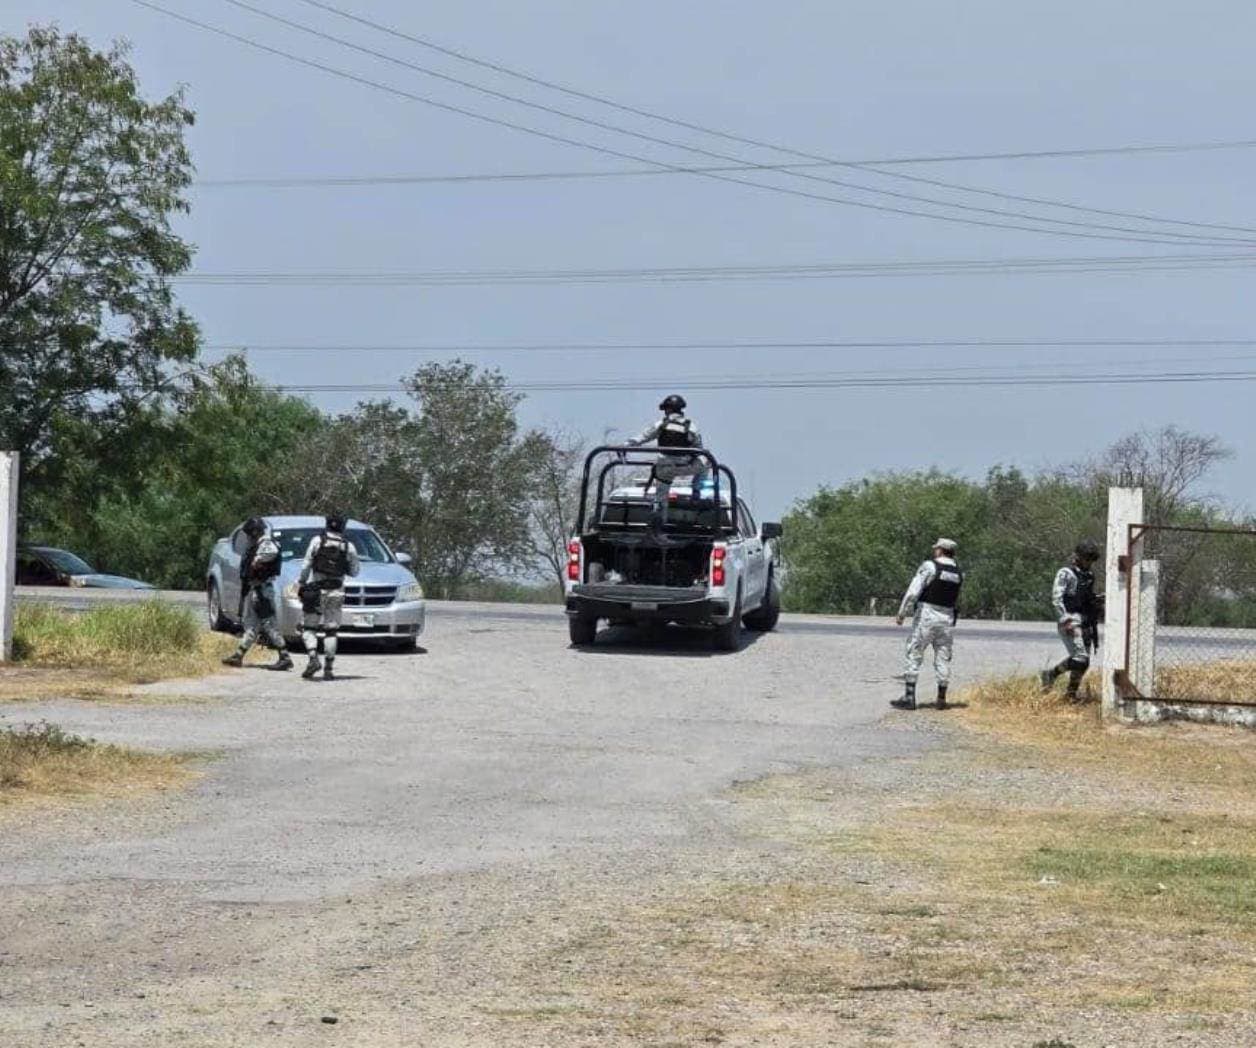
[
  {"x1": 238, "y1": 544, "x2": 257, "y2": 618},
  {"x1": 1082, "y1": 593, "x2": 1105, "y2": 654}
]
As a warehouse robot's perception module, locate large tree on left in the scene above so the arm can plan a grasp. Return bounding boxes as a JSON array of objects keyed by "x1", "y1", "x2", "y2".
[{"x1": 0, "y1": 26, "x2": 197, "y2": 479}]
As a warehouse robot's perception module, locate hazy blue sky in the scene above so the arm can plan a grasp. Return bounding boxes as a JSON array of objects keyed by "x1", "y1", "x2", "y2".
[{"x1": 12, "y1": 0, "x2": 1256, "y2": 521}]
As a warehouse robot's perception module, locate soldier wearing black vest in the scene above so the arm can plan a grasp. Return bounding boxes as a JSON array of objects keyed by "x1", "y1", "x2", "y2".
[
  {"x1": 894, "y1": 538, "x2": 963, "y2": 710},
  {"x1": 1042, "y1": 539, "x2": 1104, "y2": 700},
  {"x1": 297, "y1": 512, "x2": 361, "y2": 681},
  {"x1": 625, "y1": 394, "x2": 711, "y2": 532},
  {"x1": 223, "y1": 517, "x2": 292, "y2": 670}
]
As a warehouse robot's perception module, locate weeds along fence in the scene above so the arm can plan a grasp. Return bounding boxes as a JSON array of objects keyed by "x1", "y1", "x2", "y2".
[{"x1": 1125, "y1": 524, "x2": 1256, "y2": 708}]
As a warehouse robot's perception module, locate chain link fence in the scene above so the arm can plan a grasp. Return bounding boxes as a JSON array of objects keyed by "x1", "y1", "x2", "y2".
[{"x1": 1127, "y1": 524, "x2": 1256, "y2": 707}]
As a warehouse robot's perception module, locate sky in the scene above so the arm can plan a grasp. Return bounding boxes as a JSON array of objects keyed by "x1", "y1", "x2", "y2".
[{"x1": 8, "y1": 0, "x2": 1256, "y2": 522}]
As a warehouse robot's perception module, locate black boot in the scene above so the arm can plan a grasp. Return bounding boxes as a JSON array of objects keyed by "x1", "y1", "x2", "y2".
[
  {"x1": 1040, "y1": 660, "x2": 1067, "y2": 692},
  {"x1": 302, "y1": 654, "x2": 322, "y2": 680},
  {"x1": 891, "y1": 681, "x2": 917, "y2": 710},
  {"x1": 936, "y1": 684, "x2": 949, "y2": 710},
  {"x1": 322, "y1": 658, "x2": 335, "y2": 682},
  {"x1": 270, "y1": 649, "x2": 294, "y2": 671},
  {"x1": 222, "y1": 651, "x2": 244, "y2": 668},
  {"x1": 1066, "y1": 667, "x2": 1086, "y2": 702}
]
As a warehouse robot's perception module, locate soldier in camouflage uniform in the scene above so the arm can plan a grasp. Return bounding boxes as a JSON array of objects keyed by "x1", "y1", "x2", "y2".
[
  {"x1": 223, "y1": 517, "x2": 293, "y2": 670},
  {"x1": 297, "y1": 512, "x2": 361, "y2": 681}
]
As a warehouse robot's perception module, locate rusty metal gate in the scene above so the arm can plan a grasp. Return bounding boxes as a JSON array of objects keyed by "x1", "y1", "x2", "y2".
[{"x1": 1120, "y1": 523, "x2": 1256, "y2": 707}]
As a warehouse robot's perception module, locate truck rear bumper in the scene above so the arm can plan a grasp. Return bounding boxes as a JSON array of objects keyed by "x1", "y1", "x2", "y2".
[{"x1": 566, "y1": 584, "x2": 729, "y2": 624}]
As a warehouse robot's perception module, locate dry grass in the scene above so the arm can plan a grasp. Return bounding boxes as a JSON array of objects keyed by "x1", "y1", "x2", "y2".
[
  {"x1": 0, "y1": 721, "x2": 193, "y2": 804},
  {"x1": 2, "y1": 603, "x2": 234, "y2": 702},
  {"x1": 959, "y1": 672, "x2": 1256, "y2": 810},
  {"x1": 1158, "y1": 659, "x2": 1256, "y2": 704},
  {"x1": 462, "y1": 671, "x2": 1256, "y2": 1044}
]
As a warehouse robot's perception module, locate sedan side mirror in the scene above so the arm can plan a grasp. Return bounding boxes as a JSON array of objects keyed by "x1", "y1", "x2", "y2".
[
  {"x1": 395, "y1": 552, "x2": 413, "y2": 566},
  {"x1": 761, "y1": 522, "x2": 783, "y2": 541}
]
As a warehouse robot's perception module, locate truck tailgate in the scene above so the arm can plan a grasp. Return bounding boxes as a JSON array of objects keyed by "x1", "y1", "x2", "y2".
[{"x1": 571, "y1": 583, "x2": 707, "y2": 604}]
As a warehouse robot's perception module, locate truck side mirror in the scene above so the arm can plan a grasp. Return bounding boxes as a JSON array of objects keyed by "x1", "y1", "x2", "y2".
[
  {"x1": 395, "y1": 552, "x2": 413, "y2": 566},
  {"x1": 761, "y1": 522, "x2": 783, "y2": 540}
]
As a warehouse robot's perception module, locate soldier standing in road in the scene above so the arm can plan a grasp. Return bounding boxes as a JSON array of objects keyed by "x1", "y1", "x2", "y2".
[
  {"x1": 625, "y1": 394, "x2": 711, "y2": 532},
  {"x1": 1041, "y1": 539, "x2": 1104, "y2": 701},
  {"x1": 297, "y1": 512, "x2": 361, "y2": 681},
  {"x1": 222, "y1": 517, "x2": 293, "y2": 671},
  {"x1": 894, "y1": 538, "x2": 963, "y2": 710}
]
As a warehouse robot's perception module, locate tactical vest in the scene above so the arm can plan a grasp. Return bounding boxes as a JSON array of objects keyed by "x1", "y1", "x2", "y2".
[
  {"x1": 657, "y1": 415, "x2": 696, "y2": 448},
  {"x1": 251, "y1": 544, "x2": 281, "y2": 581},
  {"x1": 312, "y1": 532, "x2": 351, "y2": 577},
  {"x1": 1062, "y1": 565, "x2": 1097, "y2": 618},
  {"x1": 919, "y1": 559, "x2": 963, "y2": 609}
]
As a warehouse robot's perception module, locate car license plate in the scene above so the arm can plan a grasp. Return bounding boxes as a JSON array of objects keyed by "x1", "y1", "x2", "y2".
[
  {"x1": 352, "y1": 613, "x2": 375, "y2": 628},
  {"x1": 631, "y1": 602, "x2": 659, "y2": 612}
]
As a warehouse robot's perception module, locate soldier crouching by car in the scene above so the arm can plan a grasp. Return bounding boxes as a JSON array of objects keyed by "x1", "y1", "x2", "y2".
[
  {"x1": 297, "y1": 512, "x2": 361, "y2": 681},
  {"x1": 223, "y1": 517, "x2": 293, "y2": 670}
]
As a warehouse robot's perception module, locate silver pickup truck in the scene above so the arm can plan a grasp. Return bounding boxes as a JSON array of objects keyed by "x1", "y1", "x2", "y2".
[
  {"x1": 564, "y1": 447, "x2": 781, "y2": 650},
  {"x1": 205, "y1": 515, "x2": 425, "y2": 650}
]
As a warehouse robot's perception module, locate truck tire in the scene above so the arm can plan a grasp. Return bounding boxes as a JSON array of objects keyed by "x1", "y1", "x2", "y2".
[
  {"x1": 569, "y1": 615, "x2": 598, "y2": 646},
  {"x1": 713, "y1": 588, "x2": 743, "y2": 652},
  {"x1": 207, "y1": 580, "x2": 230, "y2": 632},
  {"x1": 743, "y1": 573, "x2": 781, "y2": 632}
]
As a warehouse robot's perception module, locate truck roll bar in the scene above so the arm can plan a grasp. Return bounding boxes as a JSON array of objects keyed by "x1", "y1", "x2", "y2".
[{"x1": 576, "y1": 445, "x2": 739, "y2": 534}]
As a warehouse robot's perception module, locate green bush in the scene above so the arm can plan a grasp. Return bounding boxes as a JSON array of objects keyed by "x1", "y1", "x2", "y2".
[{"x1": 13, "y1": 601, "x2": 202, "y2": 664}]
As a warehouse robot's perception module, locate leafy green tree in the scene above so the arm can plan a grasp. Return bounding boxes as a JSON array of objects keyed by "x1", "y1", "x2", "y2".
[
  {"x1": 780, "y1": 427, "x2": 1245, "y2": 622},
  {"x1": 781, "y1": 471, "x2": 990, "y2": 614},
  {"x1": 311, "y1": 361, "x2": 551, "y2": 598},
  {"x1": 26, "y1": 358, "x2": 326, "y2": 588},
  {"x1": 0, "y1": 26, "x2": 198, "y2": 488}
]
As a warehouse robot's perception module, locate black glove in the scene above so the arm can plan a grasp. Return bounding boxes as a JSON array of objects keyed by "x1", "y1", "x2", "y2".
[{"x1": 298, "y1": 582, "x2": 321, "y2": 614}]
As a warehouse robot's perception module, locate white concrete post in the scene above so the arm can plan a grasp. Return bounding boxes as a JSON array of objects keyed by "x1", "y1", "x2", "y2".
[
  {"x1": 1130, "y1": 559, "x2": 1160, "y2": 696},
  {"x1": 1101, "y1": 486, "x2": 1144, "y2": 720},
  {"x1": 0, "y1": 452, "x2": 18, "y2": 662}
]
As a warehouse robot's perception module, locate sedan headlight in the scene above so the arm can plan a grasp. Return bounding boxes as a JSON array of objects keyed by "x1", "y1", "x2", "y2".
[{"x1": 397, "y1": 582, "x2": 424, "y2": 602}]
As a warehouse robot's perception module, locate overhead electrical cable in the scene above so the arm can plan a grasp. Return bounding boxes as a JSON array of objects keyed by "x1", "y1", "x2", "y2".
[
  {"x1": 195, "y1": 141, "x2": 1256, "y2": 191},
  {"x1": 130, "y1": 0, "x2": 1247, "y2": 248},
  {"x1": 212, "y1": 0, "x2": 1256, "y2": 247},
  {"x1": 201, "y1": 337, "x2": 1256, "y2": 354},
  {"x1": 232, "y1": 368, "x2": 1256, "y2": 394},
  {"x1": 293, "y1": 0, "x2": 1256, "y2": 239},
  {"x1": 172, "y1": 252, "x2": 1256, "y2": 286}
]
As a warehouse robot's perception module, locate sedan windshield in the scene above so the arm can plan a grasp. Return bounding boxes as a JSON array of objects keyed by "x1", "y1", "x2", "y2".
[
  {"x1": 268, "y1": 528, "x2": 393, "y2": 564},
  {"x1": 39, "y1": 549, "x2": 96, "y2": 575}
]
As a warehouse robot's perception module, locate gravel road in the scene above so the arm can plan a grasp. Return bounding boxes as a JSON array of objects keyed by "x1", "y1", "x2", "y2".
[
  {"x1": 0, "y1": 605, "x2": 1051, "y2": 903},
  {"x1": 0, "y1": 604, "x2": 1146, "y2": 1045}
]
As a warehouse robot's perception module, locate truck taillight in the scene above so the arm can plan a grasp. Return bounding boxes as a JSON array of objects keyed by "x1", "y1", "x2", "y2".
[
  {"x1": 711, "y1": 545, "x2": 727, "y2": 587},
  {"x1": 567, "y1": 540, "x2": 581, "y2": 582}
]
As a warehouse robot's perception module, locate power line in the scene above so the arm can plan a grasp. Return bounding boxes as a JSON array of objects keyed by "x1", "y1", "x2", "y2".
[
  {"x1": 132, "y1": 0, "x2": 1250, "y2": 248},
  {"x1": 251, "y1": 368, "x2": 1256, "y2": 394},
  {"x1": 201, "y1": 337, "x2": 1256, "y2": 354},
  {"x1": 172, "y1": 252, "x2": 1256, "y2": 286},
  {"x1": 292, "y1": 0, "x2": 1256, "y2": 239},
  {"x1": 196, "y1": 139, "x2": 1256, "y2": 189},
  {"x1": 219, "y1": 0, "x2": 1256, "y2": 246}
]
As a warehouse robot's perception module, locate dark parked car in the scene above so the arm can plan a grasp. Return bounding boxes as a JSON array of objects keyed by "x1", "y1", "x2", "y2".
[{"x1": 16, "y1": 546, "x2": 156, "y2": 590}]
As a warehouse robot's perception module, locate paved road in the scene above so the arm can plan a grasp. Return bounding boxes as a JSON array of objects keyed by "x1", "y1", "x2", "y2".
[{"x1": 19, "y1": 584, "x2": 1256, "y2": 654}]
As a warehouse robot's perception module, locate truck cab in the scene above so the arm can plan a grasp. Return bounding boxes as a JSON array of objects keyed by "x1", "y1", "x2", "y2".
[{"x1": 564, "y1": 446, "x2": 782, "y2": 650}]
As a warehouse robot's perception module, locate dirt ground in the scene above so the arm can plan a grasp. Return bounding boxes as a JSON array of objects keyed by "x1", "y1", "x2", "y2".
[
  {"x1": 2, "y1": 608, "x2": 1254, "y2": 1047},
  {"x1": 4, "y1": 704, "x2": 1254, "y2": 1047}
]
